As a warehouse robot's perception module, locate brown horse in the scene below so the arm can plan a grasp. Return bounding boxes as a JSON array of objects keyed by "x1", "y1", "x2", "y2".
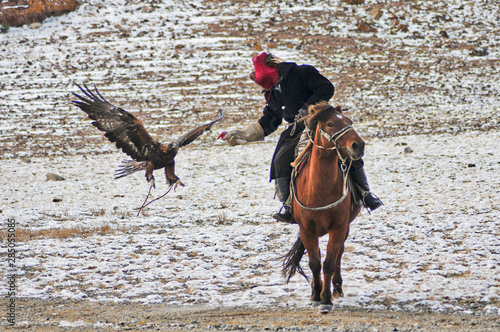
[{"x1": 283, "y1": 101, "x2": 364, "y2": 313}]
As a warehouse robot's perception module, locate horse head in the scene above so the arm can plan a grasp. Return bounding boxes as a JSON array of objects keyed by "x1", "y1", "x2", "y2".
[{"x1": 306, "y1": 102, "x2": 365, "y2": 161}]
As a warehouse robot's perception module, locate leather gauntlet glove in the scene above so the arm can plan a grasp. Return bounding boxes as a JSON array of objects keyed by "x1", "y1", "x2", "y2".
[{"x1": 224, "y1": 122, "x2": 265, "y2": 146}]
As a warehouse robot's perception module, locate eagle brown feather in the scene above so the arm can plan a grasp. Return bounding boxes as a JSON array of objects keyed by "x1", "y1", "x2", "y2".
[{"x1": 72, "y1": 84, "x2": 224, "y2": 187}]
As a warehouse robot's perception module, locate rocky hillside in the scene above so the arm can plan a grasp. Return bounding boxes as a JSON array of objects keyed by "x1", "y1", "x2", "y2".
[
  {"x1": 0, "y1": 0, "x2": 79, "y2": 27},
  {"x1": 0, "y1": 0, "x2": 498, "y2": 158}
]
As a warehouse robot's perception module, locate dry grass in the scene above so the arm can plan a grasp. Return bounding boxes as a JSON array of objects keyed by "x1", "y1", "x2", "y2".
[
  {"x1": 0, "y1": 224, "x2": 130, "y2": 242},
  {"x1": 216, "y1": 212, "x2": 227, "y2": 225}
]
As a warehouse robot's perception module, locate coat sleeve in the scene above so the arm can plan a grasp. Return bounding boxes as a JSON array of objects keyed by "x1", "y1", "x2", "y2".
[
  {"x1": 297, "y1": 65, "x2": 334, "y2": 108},
  {"x1": 258, "y1": 103, "x2": 283, "y2": 136}
]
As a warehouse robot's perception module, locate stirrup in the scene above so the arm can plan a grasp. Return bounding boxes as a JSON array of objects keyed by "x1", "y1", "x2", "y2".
[
  {"x1": 362, "y1": 192, "x2": 383, "y2": 214},
  {"x1": 272, "y1": 206, "x2": 295, "y2": 224}
]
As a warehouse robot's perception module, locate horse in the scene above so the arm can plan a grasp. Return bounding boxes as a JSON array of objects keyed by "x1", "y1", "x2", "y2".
[{"x1": 283, "y1": 101, "x2": 364, "y2": 313}]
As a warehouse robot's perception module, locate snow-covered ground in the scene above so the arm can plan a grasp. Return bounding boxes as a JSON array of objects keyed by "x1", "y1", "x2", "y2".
[
  {"x1": 1, "y1": 131, "x2": 499, "y2": 314},
  {"x1": 0, "y1": 0, "x2": 499, "y2": 317}
]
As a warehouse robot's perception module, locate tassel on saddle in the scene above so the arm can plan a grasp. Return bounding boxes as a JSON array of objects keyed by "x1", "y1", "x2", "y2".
[{"x1": 291, "y1": 141, "x2": 312, "y2": 168}]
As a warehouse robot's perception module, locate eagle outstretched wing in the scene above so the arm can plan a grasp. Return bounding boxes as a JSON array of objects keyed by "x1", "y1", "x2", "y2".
[
  {"x1": 174, "y1": 109, "x2": 225, "y2": 148},
  {"x1": 72, "y1": 84, "x2": 225, "y2": 193},
  {"x1": 72, "y1": 84, "x2": 156, "y2": 161}
]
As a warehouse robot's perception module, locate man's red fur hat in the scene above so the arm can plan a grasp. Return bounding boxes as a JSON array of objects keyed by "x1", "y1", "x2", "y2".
[{"x1": 252, "y1": 52, "x2": 279, "y2": 90}]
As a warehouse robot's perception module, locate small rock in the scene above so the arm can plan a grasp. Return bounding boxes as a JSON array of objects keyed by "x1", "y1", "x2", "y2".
[
  {"x1": 467, "y1": 163, "x2": 476, "y2": 168},
  {"x1": 392, "y1": 22, "x2": 409, "y2": 33},
  {"x1": 358, "y1": 21, "x2": 378, "y2": 32},
  {"x1": 404, "y1": 147, "x2": 413, "y2": 154},
  {"x1": 30, "y1": 22, "x2": 43, "y2": 29},
  {"x1": 53, "y1": 198, "x2": 62, "y2": 203},
  {"x1": 470, "y1": 47, "x2": 488, "y2": 56},
  {"x1": 142, "y1": 6, "x2": 155, "y2": 13},
  {"x1": 342, "y1": 0, "x2": 365, "y2": 4},
  {"x1": 46, "y1": 173, "x2": 65, "y2": 181},
  {"x1": 369, "y1": 5, "x2": 383, "y2": 20},
  {"x1": 358, "y1": 20, "x2": 378, "y2": 33}
]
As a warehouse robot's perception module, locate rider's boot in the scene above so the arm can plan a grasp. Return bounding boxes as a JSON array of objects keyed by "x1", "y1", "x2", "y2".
[
  {"x1": 350, "y1": 167, "x2": 383, "y2": 212},
  {"x1": 272, "y1": 177, "x2": 295, "y2": 224}
]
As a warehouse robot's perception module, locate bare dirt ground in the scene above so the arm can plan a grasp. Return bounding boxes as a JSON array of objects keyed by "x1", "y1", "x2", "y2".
[{"x1": 7, "y1": 298, "x2": 500, "y2": 331}]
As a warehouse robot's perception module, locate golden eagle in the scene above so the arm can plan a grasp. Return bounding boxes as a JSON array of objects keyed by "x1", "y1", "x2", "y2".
[{"x1": 72, "y1": 84, "x2": 224, "y2": 188}]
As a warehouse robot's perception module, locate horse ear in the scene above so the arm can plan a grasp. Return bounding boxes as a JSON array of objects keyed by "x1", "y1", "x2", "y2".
[
  {"x1": 335, "y1": 105, "x2": 342, "y2": 113},
  {"x1": 308, "y1": 104, "x2": 316, "y2": 115}
]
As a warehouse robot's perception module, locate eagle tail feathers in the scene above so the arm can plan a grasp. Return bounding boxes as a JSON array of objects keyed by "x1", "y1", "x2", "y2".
[{"x1": 114, "y1": 159, "x2": 147, "y2": 179}]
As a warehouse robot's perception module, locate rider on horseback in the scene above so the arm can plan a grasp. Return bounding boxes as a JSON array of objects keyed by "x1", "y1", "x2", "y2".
[{"x1": 222, "y1": 52, "x2": 382, "y2": 222}]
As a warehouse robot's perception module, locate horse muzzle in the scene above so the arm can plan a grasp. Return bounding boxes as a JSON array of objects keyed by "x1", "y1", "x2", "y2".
[{"x1": 347, "y1": 140, "x2": 365, "y2": 160}]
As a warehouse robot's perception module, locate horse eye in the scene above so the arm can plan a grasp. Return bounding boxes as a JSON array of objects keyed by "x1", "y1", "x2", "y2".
[{"x1": 327, "y1": 123, "x2": 335, "y2": 127}]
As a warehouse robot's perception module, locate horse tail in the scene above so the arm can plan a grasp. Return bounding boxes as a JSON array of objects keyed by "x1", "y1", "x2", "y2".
[
  {"x1": 114, "y1": 159, "x2": 147, "y2": 179},
  {"x1": 282, "y1": 235, "x2": 309, "y2": 283}
]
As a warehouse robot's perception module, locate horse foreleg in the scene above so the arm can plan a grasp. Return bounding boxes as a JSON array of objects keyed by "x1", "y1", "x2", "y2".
[
  {"x1": 327, "y1": 225, "x2": 349, "y2": 299},
  {"x1": 300, "y1": 229, "x2": 322, "y2": 305},
  {"x1": 332, "y1": 243, "x2": 345, "y2": 298},
  {"x1": 319, "y1": 247, "x2": 335, "y2": 311},
  {"x1": 320, "y1": 226, "x2": 348, "y2": 313}
]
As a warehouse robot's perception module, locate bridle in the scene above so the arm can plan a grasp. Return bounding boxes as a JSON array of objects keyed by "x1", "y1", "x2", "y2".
[
  {"x1": 315, "y1": 124, "x2": 353, "y2": 161},
  {"x1": 291, "y1": 123, "x2": 355, "y2": 212}
]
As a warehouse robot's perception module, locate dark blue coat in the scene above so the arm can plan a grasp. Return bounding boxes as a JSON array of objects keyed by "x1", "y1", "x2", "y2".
[
  {"x1": 258, "y1": 62, "x2": 334, "y2": 136},
  {"x1": 257, "y1": 62, "x2": 334, "y2": 180}
]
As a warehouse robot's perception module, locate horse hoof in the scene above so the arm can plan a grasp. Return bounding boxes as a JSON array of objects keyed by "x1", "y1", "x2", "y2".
[
  {"x1": 319, "y1": 304, "x2": 333, "y2": 314},
  {"x1": 311, "y1": 301, "x2": 320, "y2": 307}
]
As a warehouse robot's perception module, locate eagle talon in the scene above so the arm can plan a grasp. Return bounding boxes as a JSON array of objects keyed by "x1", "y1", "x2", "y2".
[
  {"x1": 168, "y1": 176, "x2": 185, "y2": 190},
  {"x1": 148, "y1": 176, "x2": 156, "y2": 189},
  {"x1": 174, "y1": 179, "x2": 185, "y2": 190}
]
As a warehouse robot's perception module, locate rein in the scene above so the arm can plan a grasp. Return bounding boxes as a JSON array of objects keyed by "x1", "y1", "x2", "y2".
[{"x1": 291, "y1": 124, "x2": 353, "y2": 212}]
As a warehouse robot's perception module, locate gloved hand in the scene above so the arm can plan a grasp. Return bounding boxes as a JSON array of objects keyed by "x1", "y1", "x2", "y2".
[
  {"x1": 294, "y1": 107, "x2": 309, "y2": 121},
  {"x1": 219, "y1": 122, "x2": 265, "y2": 146}
]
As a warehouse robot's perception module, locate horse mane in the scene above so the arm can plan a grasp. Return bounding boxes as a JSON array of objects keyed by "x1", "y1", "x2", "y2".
[{"x1": 305, "y1": 101, "x2": 340, "y2": 131}]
